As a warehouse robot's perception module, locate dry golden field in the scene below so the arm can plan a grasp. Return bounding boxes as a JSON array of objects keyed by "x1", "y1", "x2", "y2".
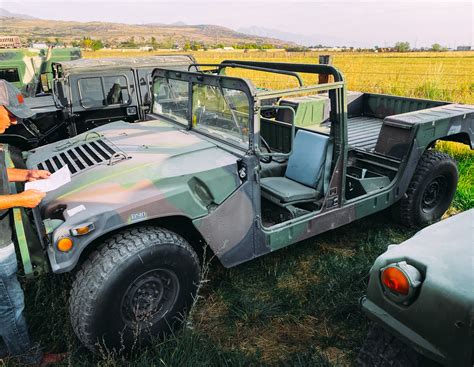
[{"x1": 85, "y1": 50, "x2": 474, "y2": 104}]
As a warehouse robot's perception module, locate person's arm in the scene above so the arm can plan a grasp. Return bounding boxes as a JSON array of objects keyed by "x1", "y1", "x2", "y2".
[
  {"x1": 7, "y1": 168, "x2": 51, "y2": 182},
  {"x1": 0, "y1": 190, "x2": 46, "y2": 209}
]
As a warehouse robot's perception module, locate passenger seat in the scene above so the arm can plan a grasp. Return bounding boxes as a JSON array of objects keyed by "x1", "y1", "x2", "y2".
[{"x1": 261, "y1": 130, "x2": 332, "y2": 205}]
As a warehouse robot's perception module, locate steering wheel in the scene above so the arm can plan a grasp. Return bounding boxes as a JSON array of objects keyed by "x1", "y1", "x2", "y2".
[{"x1": 259, "y1": 136, "x2": 273, "y2": 164}]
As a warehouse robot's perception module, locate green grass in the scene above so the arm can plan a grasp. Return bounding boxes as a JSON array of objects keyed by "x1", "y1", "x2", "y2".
[
  {"x1": 437, "y1": 142, "x2": 474, "y2": 211},
  {"x1": 8, "y1": 142, "x2": 473, "y2": 366}
]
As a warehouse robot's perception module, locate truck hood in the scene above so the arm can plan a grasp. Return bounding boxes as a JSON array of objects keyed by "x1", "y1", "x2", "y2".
[{"x1": 26, "y1": 120, "x2": 241, "y2": 220}]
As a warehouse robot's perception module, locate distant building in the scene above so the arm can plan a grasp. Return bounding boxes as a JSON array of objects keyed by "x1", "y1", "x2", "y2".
[
  {"x1": 456, "y1": 46, "x2": 472, "y2": 51},
  {"x1": 0, "y1": 36, "x2": 21, "y2": 48},
  {"x1": 32, "y1": 43, "x2": 48, "y2": 49}
]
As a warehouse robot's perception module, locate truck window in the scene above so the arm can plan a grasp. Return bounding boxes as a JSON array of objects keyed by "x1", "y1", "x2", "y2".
[
  {"x1": 192, "y1": 84, "x2": 250, "y2": 145},
  {"x1": 78, "y1": 77, "x2": 105, "y2": 108},
  {"x1": 104, "y1": 76, "x2": 130, "y2": 105},
  {"x1": 152, "y1": 77, "x2": 189, "y2": 125},
  {"x1": 0, "y1": 68, "x2": 20, "y2": 83}
]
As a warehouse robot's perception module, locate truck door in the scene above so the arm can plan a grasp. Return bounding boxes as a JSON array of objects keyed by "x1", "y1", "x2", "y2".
[{"x1": 69, "y1": 70, "x2": 140, "y2": 134}]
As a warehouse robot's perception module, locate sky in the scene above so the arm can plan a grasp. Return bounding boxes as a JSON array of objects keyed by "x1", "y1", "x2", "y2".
[{"x1": 2, "y1": 0, "x2": 473, "y2": 48}]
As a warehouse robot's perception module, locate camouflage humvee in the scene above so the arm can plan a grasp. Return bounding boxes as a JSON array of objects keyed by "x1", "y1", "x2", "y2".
[
  {"x1": 8, "y1": 61, "x2": 474, "y2": 352},
  {"x1": 0, "y1": 47, "x2": 81, "y2": 96},
  {"x1": 358, "y1": 209, "x2": 473, "y2": 367},
  {"x1": 1, "y1": 55, "x2": 197, "y2": 150}
]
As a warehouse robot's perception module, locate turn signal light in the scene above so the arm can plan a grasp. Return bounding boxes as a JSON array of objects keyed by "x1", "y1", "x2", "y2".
[
  {"x1": 380, "y1": 261, "x2": 422, "y2": 304},
  {"x1": 382, "y1": 267, "x2": 410, "y2": 295},
  {"x1": 57, "y1": 237, "x2": 73, "y2": 252},
  {"x1": 70, "y1": 223, "x2": 95, "y2": 236}
]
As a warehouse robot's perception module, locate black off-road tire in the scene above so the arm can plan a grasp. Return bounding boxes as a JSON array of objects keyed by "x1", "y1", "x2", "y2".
[
  {"x1": 69, "y1": 226, "x2": 200, "y2": 353},
  {"x1": 396, "y1": 150, "x2": 458, "y2": 227},
  {"x1": 357, "y1": 326, "x2": 419, "y2": 367}
]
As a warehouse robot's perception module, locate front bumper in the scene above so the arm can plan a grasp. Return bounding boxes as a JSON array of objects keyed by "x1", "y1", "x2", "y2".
[{"x1": 361, "y1": 296, "x2": 447, "y2": 364}]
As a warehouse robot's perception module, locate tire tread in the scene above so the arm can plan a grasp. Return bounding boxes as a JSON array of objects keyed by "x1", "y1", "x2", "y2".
[{"x1": 69, "y1": 226, "x2": 199, "y2": 352}]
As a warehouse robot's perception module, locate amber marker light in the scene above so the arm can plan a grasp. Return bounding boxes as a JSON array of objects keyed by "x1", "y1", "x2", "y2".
[
  {"x1": 382, "y1": 267, "x2": 410, "y2": 295},
  {"x1": 380, "y1": 261, "x2": 422, "y2": 304},
  {"x1": 70, "y1": 223, "x2": 95, "y2": 236},
  {"x1": 57, "y1": 237, "x2": 73, "y2": 252}
]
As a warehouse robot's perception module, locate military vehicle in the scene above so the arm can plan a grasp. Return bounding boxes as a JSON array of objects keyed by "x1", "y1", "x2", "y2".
[
  {"x1": 358, "y1": 209, "x2": 473, "y2": 367},
  {"x1": 1, "y1": 55, "x2": 197, "y2": 150},
  {"x1": 0, "y1": 47, "x2": 81, "y2": 96},
  {"x1": 6, "y1": 61, "x2": 473, "y2": 352}
]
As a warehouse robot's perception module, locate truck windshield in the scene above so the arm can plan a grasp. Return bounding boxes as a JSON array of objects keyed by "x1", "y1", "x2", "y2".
[{"x1": 152, "y1": 76, "x2": 250, "y2": 147}]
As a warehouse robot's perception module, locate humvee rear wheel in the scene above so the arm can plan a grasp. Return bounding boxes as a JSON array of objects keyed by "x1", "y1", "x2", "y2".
[
  {"x1": 397, "y1": 150, "x2": 458, "y2": 227},
  {"x1": 69, "y1": 226, "x2": 200, "y2": 353}
]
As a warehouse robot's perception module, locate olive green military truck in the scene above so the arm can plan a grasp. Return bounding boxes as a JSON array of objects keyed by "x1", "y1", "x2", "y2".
[
  {"x1": 7, "y1": 61, "x2": 473, "y2": 352},
  {"x1": 358, "y1": 209, "x2": 474, "y2": 367},
  {"x1": 0, "y1": 55, "x2": 197, "y2": 150},
  {"x1": 0, "y1": 47, "x2": 81, "y2": 96}
]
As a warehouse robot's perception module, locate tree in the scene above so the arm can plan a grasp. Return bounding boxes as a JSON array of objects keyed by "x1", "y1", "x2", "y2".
[
  {"x1": 431, "y1": 43, "x2": 447, "y2": 52},
  {"x1": 150, "y1": 36, "x2": 158, "y2": 50},
  {"x1": 91, "y1": 39, "x2": 103, "y2": 51},
  {"x1": 394, "y1": 41, "x2": 410, "y2": 52}
]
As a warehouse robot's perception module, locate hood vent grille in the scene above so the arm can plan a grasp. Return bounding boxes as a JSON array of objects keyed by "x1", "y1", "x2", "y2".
[{"x1": 35, "y1": 138, "x2": 128, "y2": 175}]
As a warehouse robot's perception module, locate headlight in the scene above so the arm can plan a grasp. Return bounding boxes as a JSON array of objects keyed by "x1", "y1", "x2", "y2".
[{"x1": 380, "y1": 261, "x2": 422, "y2": 304}]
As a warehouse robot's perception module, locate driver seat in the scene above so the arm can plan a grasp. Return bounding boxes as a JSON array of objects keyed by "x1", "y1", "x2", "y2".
[{"x1": 261, "y1": 130, "x2": 332, "y2": 205}]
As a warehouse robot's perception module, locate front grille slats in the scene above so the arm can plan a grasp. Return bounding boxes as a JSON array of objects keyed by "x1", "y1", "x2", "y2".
[
  {"x1": 89, "y1": 141, "x2": 112, "y2": 161},
  {"x1": 74, "y1": 146, "x2": 95, "y2": 166},
  {"x1": 33, "y1": 138, "x2": 127, "y2": 176}
]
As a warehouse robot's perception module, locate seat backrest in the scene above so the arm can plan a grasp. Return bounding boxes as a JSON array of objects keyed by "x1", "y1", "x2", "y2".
[{"x1": 285, "y1": 130, "x2": 330, "y2": 190}]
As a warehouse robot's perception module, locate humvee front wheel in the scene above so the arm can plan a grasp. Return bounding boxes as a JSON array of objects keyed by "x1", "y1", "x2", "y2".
[
  {"x1": 69, "y1": 226, "x2": 200, "y2": 352},
  {"x1": 396, "y1": 150, "x2": 458, "y2": 227}
]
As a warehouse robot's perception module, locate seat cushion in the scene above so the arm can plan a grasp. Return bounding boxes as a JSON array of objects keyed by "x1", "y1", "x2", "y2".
[
  {"x1": 285, "y1": 130, "x2": 330, "y2": 188},
  {"x1": 261, "y1": 177, "x2": 320, "y2": 203}
]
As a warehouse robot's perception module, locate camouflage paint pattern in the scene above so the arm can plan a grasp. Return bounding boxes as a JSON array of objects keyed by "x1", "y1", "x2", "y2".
[
  {"x1": 26, "y1": 120, "x2": 241, "y2": 272},
  {"x1": 16, "y1": 62, "x2": 474, "y2": 274},
  {"x1": 0, "y1": 49, "x2": 44, "y2": 94},
  {"x1": 0, "y1": 47, "x2": 82, "y2": 95}
]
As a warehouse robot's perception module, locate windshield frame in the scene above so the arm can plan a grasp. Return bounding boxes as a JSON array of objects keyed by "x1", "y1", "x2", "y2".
[{"x1": 151, "y1": 68, "x2": 257, "y2": 151}]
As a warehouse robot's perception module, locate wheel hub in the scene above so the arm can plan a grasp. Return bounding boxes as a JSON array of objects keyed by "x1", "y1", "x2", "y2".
[
  {"x1": 121, "y1": 269, "x2": 179, "y2": 326},
  {"x1": 422, "y1": 176, "x2": 446, "y2": 212}
]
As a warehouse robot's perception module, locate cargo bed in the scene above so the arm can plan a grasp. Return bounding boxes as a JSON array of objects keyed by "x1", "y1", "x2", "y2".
[{"x1": 347, "y1": 116, "x2": 383, "y2": 150}]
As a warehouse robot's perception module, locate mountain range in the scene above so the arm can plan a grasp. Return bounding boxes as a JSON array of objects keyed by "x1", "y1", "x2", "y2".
[{"x1": 0, "y1": 9, "x2": 295, "y2": 47}]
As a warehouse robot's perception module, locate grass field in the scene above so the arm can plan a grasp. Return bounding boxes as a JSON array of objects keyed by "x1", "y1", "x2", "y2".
[
  {"x1": 10, "y1": 51, "x2": 474, "y2": 366},
  {"x1": 86, "y1": 49, "x2": 474, "y2": 104}
]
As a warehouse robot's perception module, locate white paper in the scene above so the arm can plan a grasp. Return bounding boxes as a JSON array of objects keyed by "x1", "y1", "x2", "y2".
[
  {"x1": 25, "y1": 165, "x2": 71, "y2": 193},
  {"x1": 67, "y1": 205, "x2": 86, "y2": 217}
]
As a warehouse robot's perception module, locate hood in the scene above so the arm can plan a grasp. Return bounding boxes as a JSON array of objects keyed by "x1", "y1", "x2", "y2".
[{"x1": 26, "y1": 120, "x2": 241, "y2": 220}]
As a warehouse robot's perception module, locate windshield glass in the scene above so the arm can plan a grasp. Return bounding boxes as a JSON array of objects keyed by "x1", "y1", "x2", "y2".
[
  {"x1": 152, "y1": 77, "x2": 189, "y2": 124},
  {"x1": 192, "y1": 84, "x2": 250, "y2": 145},
  {"x1": 152, "y1": 75, "x2": 251, "y2": 147}
]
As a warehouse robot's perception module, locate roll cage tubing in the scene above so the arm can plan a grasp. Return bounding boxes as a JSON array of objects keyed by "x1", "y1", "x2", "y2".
[{"x1": 151, "y1": 64, "x2": 347, "y2": 167}]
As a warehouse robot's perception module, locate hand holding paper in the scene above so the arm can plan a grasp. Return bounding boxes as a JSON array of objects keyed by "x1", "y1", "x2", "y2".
[{"x1": 25, "y1": 165, "x2": 71, "y2": 193}]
